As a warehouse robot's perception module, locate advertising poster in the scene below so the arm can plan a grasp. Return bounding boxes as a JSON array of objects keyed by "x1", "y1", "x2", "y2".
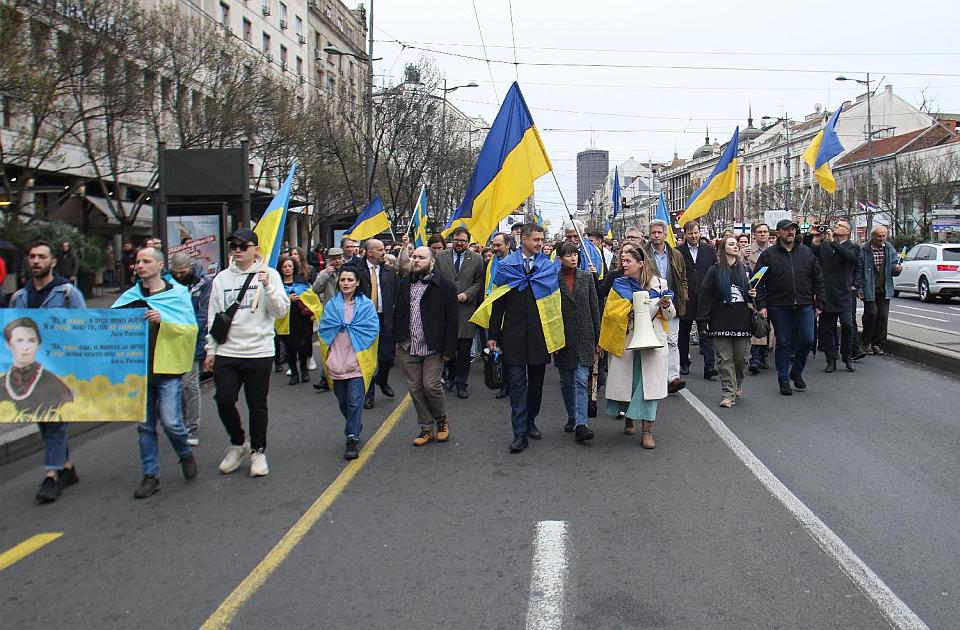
[
  {"x1": 0, "y1": 309, "x2": 148, "y2": 423},
  {"x1": 167, "y1": 214, "x2": 223, "y2": 275}
]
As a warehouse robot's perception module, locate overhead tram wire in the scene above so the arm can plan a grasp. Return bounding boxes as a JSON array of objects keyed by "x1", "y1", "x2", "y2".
[
  {"x1": 507, "y1": 0, "x2": 520, "y2": 83},
  {"x1": 471, "y1": 0, "x2": 499, "y2": 100}
]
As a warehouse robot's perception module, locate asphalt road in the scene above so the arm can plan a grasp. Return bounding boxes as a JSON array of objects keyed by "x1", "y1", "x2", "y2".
[
  {"x1": 883, "y1": 295, "x2": 960, "y2": 335},
  {"x1": 1, "y1": 348, "x2": 957, "y2": 629}
]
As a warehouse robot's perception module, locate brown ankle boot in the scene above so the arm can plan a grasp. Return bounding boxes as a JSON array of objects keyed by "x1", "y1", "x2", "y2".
[
  {"x1": 435, "y1": 419, "x2": 449, "y2": 442},
  {"x1": 412, "y1": 429, "x2": 434, "y2": 447},
  {"x1": 641, "y1": 421, "x2": 656, "y2": 449},
  {"x1": 624, "y1": 419, "x2": 636, "y2": 435}
]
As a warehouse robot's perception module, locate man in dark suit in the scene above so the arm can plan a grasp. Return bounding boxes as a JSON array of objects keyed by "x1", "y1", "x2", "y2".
[
  {"x1": 487, "y1": 223, "x2": 551, "y2": 453},
  {"x1": 346, "y1": 238, "x2": 397, "y2": 409},
  {"x1": 434, "y1": 227, "x2": 485, "y2": 399},
  {"x1": 677, "y1": 220, "x2": 718, "y2": 379}
]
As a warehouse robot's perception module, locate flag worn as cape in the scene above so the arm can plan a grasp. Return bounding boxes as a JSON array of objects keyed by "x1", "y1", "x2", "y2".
[
  {"x1": 113, "y1": 282, "x2": 198, "y2": 375},
  {"x1": 599, "y1": 276, "x2": 673, "y2": 356},
  {"x1": 469, "y1": 249, "x2": 564, "y2": 353},
  {"x1": 275, "y1": 282, "x2": 323, "y2": 335},
  {"x1": 317, "y1": 292, "x2": 379, "y2": 391}
]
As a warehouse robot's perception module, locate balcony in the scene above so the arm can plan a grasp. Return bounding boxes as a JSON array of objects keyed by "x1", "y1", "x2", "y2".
[{"x1": 261, "y1": 4, "x2": 271, "y2": 15}]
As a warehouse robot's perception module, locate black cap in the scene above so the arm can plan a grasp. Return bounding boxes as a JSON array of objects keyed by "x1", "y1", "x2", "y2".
[
  {"x1": 227, "y1": 228, "x2": 258, "y2": 245},
  {"x1": 775, "y1": 219, "x2": 798, "y2": 231}
]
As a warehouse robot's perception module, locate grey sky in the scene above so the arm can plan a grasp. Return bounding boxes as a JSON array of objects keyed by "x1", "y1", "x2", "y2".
[{"x1": 373, "y1": 0, "x2": 960, "y2": 227}]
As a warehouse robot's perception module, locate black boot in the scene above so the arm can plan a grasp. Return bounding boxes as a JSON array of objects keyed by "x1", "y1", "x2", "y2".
[
  {"x1": 843, "y1": 357, "x2": 856, "y2": 372},
  {"x1": 300, "y1": 362, "x2": 310, "y2": 383},
  {"x1": 825, "y1": 360, "x2": 836, "y2": 373},
  {"x1": 288, "y1": 364, "x2": 300, "y2": 386}
]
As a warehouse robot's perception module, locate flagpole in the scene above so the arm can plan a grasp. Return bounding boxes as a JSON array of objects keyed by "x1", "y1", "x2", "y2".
[{"x1": 550, "y1": 170, "x2": 597, "y2": 278}]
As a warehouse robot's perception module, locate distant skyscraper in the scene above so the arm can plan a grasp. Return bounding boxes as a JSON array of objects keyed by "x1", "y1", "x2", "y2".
[{"x1": 577, "y1": 149, "x2": 609, "y2": 213}]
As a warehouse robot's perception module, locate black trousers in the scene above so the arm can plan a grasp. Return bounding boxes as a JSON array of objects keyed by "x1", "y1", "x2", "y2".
[
  {"x1": 679, "y1": 319, "x2": 715, "y2": 370},
  {"x1": 445, "y1": 337, "x2": 474, "y2": 387},
  {"x1": 861, "y1": 291, "x2": 890, "y2": 348},
  {"x1": 213, "y1": 355, "x2": 273, "y2": 452},
  {"x1": 505, "y1": 363, "x2": 546, "y2": 437},
  {"x1": 819, "y1": 310, "x2": 855, "y2": 361}
]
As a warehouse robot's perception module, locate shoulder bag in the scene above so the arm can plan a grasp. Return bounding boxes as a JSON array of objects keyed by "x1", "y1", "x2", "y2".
[{"x1": 209, "y1": 272, "x2": 256, "y2": 344}]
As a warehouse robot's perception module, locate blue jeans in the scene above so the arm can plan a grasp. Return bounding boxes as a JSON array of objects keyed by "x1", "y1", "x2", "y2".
[
  {"x1": 333, "y1": 377, "x2": 365, "y2": 439},
  {"x1": 767, "y1": 305, "x2": 815, "y2": 383},
  {"x1": 39, "y1": 423, "x2": 69, "y2": 471},
  {"x1": 505, "y1": 364, "x2": 545, "y2": 438},
  {"x1": 558, "y1": 362, "x2": 590, "y2": 426},
  {"x1": 139, "y1": 376, "x2": 192, "y2": 477}
]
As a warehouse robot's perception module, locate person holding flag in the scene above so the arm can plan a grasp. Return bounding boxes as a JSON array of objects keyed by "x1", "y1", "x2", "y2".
[
  {"x1": 114, "y1": 246, "x2": 199, "y2": 499},
  {"x1": 276, "y1": 254, "x2": 316, "y2": 386},
  {"x1": 802, "y1": 106, "x2": 845, "y2": 195},
  {"x1": 485, "y1": 232, "x2": 512, "y2": 399},
  {"x1": 410, "y1": 186, "x2": 430, "y2": 248},
  {"x1": 472, "y1": 223, "x2": 564, "y2": 453},
  {"x1": 318, "y1": 266, "x2": 380, "y2": 460},
  {"x1": 204, "y1": 228, "x2": 290, "y2": 477}
]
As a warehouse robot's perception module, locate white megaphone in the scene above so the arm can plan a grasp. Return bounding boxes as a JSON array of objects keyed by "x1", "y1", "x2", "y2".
[{"x1": 626, "y1": 291, "x2": 664, "y2": 350}]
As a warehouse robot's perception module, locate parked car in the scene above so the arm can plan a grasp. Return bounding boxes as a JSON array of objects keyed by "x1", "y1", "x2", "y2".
[{"x1": 894, "y1": 243, "x2": 960, "y2": 302}]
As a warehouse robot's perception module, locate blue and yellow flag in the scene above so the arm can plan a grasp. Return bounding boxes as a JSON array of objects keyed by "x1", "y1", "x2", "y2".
[
  {"x1": 444, "y1": 82, "x2": 552, "y2": 241},
  {"x1": 679, "y1": 127, "x2": 739, "y2": 225},
  {"x1": 655, "y1": 192, "x2": 676, "y2": 248},
  {"x1": 484, "y1": 255, "x2": 501, "y2": 296},
  {"x1": 470, "y1": 249, "x2": 564, "y2": 353},
  {"x1": 346, "y1": 195, "x2": 390, "y2": 242},
  {"x1": 604, "y1": 220, "x2": 613, "y2": 240},
  {"x1": 113, "y1": 283, "x2": 198, "y2": 375},
  {"x1": 275, "y1": 283, "x2": 323, "y2": 335},
  {"x1": 317, "y1": 293, "x2": 379, "y2": 391},
  {"x1": 802, "y1": 107, "x2": 844, "y2": 194},
  {"x1": 580, "y1": 239, "x2": 606, "y2": 280},
  {"x1": 254, "y1": 165, "x2": 297, "y2": 268},
  {"x1": 599, "y1": 277, "x2": 672, "y2": 356},
  {"x1": 612, "y1": 166, "x2": 621, "y2": 218},
  {"x1": 410, "y1": 186, "x2": 429, "y2": 248}
]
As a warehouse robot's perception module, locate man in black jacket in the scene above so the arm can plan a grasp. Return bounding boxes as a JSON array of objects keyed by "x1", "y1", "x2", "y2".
[
  {"x1": 346, "y1": 238, "x2": 397, "y2": 408},
  {"x1": 677, "y1": 220, "x2": 718, "y2": 379},
  {"x1": 756, "y1": 219, "x2": 826, "y2": 396},
  {"x1": 394, "y1": 246, "x2": 458, "y2": 447},
  {"x1": 803, "y1": 220, "x2": 861, "y2": 373}
]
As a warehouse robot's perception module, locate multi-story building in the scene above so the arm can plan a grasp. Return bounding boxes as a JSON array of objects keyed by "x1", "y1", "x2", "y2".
[{"x1": 576, "y1": 149, "x2": 608, "y2": 217}]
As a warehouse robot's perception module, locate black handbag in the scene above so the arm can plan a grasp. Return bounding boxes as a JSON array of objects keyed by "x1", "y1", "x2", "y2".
[
  {"x1": 750, "y1": 299, "x2": 770, "y2": 339},
  {"x1": 482, "y1": 348, "x2": 504, "y2": 390},
  {"x1": 209, "y1": 273, "x2": 256, "y2": 344}
]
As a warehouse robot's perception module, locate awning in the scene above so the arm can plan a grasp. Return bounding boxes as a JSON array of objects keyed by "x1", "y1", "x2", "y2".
[{"x1": 84, "y1": 196, "x2": 153, "y2": 228}]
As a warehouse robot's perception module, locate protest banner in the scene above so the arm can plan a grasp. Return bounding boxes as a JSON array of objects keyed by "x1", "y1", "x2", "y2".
[{"x1": 0, "y1": 309, "x2": 148, "y2": 423}]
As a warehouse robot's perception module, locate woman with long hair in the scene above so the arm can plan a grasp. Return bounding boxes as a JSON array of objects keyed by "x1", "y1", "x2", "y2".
[
  {"x1": 318, "y1": 267, "x2": 380, "y2": 460},
  {"x1": 289, "y1": 246, "x2": 315, "y2": 283},
  {"x1": 697, "y1": 236, "x2": 756, "y2": 407},
  {"x1": 277, "y1": 255, "x2": 314, "y2": 385},
  {"x1": 600, "y1": 248, "x2": 675, "y2": 448}
]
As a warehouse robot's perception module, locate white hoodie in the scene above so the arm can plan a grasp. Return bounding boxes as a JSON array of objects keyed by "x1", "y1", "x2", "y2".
[{"x1": 205, "y1": 257, "x2": 290, "y2": 358}]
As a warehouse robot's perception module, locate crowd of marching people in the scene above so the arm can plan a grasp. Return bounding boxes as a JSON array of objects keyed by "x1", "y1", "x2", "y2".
[{"x1": 6, "y1": 215, "x2": 901, "y2": 503}]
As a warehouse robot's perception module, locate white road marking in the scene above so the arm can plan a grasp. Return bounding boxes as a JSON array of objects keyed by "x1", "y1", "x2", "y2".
[
  {"x1": 679, "y1": 389, "x2": 929, "y2": 630},
  {"x1": 890, "y1": 311, "x2": 950, "y2": 323},
  {"x1": 894, "y1": 304, "x2": 957, "y2": 315},
  {"x1": 525, "y1": 520, "x2": 568, "y2": 630}
]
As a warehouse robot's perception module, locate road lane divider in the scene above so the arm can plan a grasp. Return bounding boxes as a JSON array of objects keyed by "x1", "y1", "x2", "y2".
[
  {"x1": 0, "y1": 533, "x2": 63, "y2": 571},
  {"x1": 200, "y1": 394, "x2": 412, "y2": 630},
  {"x1": 525, "y1": 520, "x2": 568, "y2": 630},
  {"x1": 678, "y1": 389, "x2": 929, "y2": 630}
]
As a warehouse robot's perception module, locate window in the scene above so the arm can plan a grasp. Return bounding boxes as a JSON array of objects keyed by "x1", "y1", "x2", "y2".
[
  {"x1": 143, "y1": 70, "x2": 156, "y2": 105},
  {"x1": 160, "y1": 76, "x2": 171, "y2": 110},
  {"x1": 296, "y1": 56, "x2": 303, "y2": 77},
  {"x1": 279, "y1": 2, "x2": 287, "y2": 27},
  {"x1": 262, "y1": 32, "x2": 270, "y2": 54},
  {"x1": 943, "y1": 248, "x2": 960, "y2": 262},
  {"x1": 906, "y1": 246, "x2": 921, "y2": 261},
  {"x1": 2, "y1": 96, "x2": 12, "y2": 129},
  {"x1": 337, "y1": 16, "x2": 343, "y2": 31},
  {"x1": 220, "y1": 2, "x2": 230, "y2": 27},
  {"x1": 296, "y1": 16, "x2": 303, "y2": 36},
  {"x1": 242, "y1": 18, "x2": 252, "y2": 43},
  {"x1": 280, "y1": 45, "x2": 288, "y2": 70}
]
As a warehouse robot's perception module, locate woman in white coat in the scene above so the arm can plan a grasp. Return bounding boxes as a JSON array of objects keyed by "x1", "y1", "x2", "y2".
[{"x1": 600, "y1": 248, "x2": 676, "y2": 449}]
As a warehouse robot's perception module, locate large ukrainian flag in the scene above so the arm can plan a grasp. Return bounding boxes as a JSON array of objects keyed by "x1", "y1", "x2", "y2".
[
  {"x1": 444, "y1": 82, "x2": 552, "y2": 241},
  {"x1": 469, "y1": 249, "x2": 564, "y2": 353},
  {"x1": 802, "y1": 106, "x2": 844, "y2": 194},
  {"x1": 254, "y1": 165, "x2": 297, "y2": 268},
  {"x1": 346, "y1": 195, "x2": 390, "y2": 242},
  {"x1": 317, "y1": 292, "x2": 379, "y2": 391},
  {"x1": 274, "y1": 282, "x2": 323, "y2": 335},
  {"x1": 679, "y1": 127, "x2": 739, "y2": 225},
  {"x1": 113, "y1": 283, "x2": 198, "y2": 375},
  {"x1": 411, "y1": 186, "x2": 429, "y2": 247},
  {"x1": 599, "y1": 276, "x2": 642, "y2": 357}
]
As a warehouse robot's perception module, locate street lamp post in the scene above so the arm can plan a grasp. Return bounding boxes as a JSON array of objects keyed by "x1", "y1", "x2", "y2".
[
  {"x1": 437, "y1": 79, "x2": 478, "y2": 216},
  {"x1": 762, "y1": 114, "x2": 792, "y2": 215},
  {"x1": 836, "y1": 73, "x2": 875, "y2": 234}
]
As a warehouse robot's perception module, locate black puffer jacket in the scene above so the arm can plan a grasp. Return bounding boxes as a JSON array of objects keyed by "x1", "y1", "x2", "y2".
[{"x1": 755, "y1": 242, "x2": 826, "y2": 310}]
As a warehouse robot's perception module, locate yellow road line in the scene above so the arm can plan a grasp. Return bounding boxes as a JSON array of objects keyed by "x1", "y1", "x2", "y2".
[
  {"x1": 200, "y1": 394, "x2": 412, "y2": 630},
  {"x1": 0, "y1": 533, "x2": 63, "y2": 571}
]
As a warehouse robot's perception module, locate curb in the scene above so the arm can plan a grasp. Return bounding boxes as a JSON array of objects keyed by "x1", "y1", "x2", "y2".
[
  {"x1": 883, "y1": 335, "x2": 960, "y2": 377},
  {"x1": 0, "y1": 423, "x2": 114, "y2": 468}
]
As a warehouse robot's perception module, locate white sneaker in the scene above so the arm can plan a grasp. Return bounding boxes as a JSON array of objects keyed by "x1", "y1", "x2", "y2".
[
  {"x1": 307, "y1": 357, "x2": 317, "y2": 371},
  {"x1": 285, "y1": 369, "x2": 292, "y2": 376},
  {"x1": 250, "y1": 451, "x2": 269, "y2": 477},
  {"x1": 219, "y1": 442, "x2": 250, "y2": 474}
]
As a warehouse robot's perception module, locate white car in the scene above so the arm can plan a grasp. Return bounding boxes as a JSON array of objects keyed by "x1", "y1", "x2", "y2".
[{"x1": 894, "y1": 243, "x2": 960, "y2": 302}]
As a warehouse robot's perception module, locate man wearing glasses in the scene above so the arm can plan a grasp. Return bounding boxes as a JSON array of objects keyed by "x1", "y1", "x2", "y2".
[
  {"x1": 435, "y1": 227, "x2": 484, "y2": 399},
  {"x1": 204, "y1": 229, "x2": 289, "y2": 478}
]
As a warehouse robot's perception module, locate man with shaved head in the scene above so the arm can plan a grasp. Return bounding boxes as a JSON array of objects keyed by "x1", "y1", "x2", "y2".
[
  {"x1": 393, "y1": 246, "x2": 458, "y2": 445},
  {"x1": 347, "y1": 238, "x2": 398, "y2": 408}
]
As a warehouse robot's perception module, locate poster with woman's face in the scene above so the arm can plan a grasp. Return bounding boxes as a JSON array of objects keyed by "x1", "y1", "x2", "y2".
[
  {"x1": 167, "y1": 214, "x2": 223, "y2": 276},
  {"x1": 0, "y1": 309, "x2": 149, "y2": 423}
]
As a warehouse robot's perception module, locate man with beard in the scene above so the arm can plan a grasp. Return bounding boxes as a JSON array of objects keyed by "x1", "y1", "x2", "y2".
[
  {"x1": 394, "y1": 246, "x2": 458, "y2": 446},
  {"x1": 8, "y1": 241, "x2": 86, "y2": 503}
]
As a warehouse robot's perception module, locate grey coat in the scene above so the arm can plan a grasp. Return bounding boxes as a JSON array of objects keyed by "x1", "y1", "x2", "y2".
[
  {"x1": 857, "y1": 241, "x2": 901, "y2": 302},
  {"x1": 434, "y1": 248, "x2": 485, "y2": 338},
  {"x1": 556, "y1": 268, "x2": 601, "y2": 369}
]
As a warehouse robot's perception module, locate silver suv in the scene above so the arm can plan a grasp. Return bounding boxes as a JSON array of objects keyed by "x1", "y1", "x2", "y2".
[{"x1": 894, "y1": 243, "x2": 960, "y2": 302}]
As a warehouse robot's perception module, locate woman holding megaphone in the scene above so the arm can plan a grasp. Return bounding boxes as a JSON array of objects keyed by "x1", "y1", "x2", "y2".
[{"x1": 599, "y1": 248, "x2": 675, "y2": 449}]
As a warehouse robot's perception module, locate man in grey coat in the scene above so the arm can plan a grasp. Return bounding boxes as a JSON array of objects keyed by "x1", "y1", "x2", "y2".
[
  {"x1": 857, "y1": 225, "x2": 901, "y2": 355},
  {"x1": 434, "y1": 227, "x2": 485, "y2": 398}
]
